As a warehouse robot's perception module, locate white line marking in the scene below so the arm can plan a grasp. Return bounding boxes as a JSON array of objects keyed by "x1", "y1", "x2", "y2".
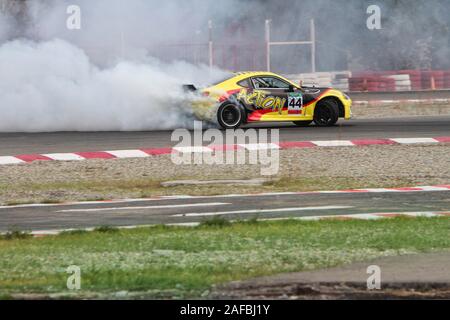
[
  {"x1": 173, "y1": 205, "x2": 353, "y2": 217},
  {"x1": 391, "y1": 138, "x2": 439, "y2": 144},
  {"x1": 0, "y1": 203, "x2": 62, "y2": 210},
  {"x1": 0, "y1": 199, "x2": 166, "y2": 210},
  {"x1": 379, "y1": 100, "x2": 398, "y2": 104},
  {"x1": 259, "y1": 211, "x2": 446, "y2": 222},
  {"x1": 1, "y1": 184, "x2": 450, "y2": 210},
  {"x1": 165, "y1": 222, "x2": 201, "y2": 227},
  {"x1": 338, "y1": 213, "x2": 383, "y2": 220},
  {"x1": 56, "y1": 202, "x2": 230, "y2": 213},
  {"x1": 105, "y1": 150, "x2": 149, "y2": 158},
  {"x1": 360, "y1": 188, "x2": 398, "y2": 193},
  {"x1": 238, "y1": 143, "x2": 280, "y2": 151},
  {"x1": 0, "y1": 156, "x2": 25, "y2": 165},
  {"x1": 172, "y1": 146, "x2": 213, "y2": 153},
  {"x1": 42, "y1": 153, "x2": 85, "y2": 161},
  {"x1": 414, "y1": 186, "x2": 450, "y2": 191},
  {"x1": 160, "y1": 195, "x2": 196, "y2": 199},
  {"x1": 311, "y1": 140, "x2": 354, "y2": 147},
  {"x1": 270, "y1": 213, "x2": 384, "y2": 221},
  {"x1": 400, "y1": 212, "x2": 441, "y2": 217}
]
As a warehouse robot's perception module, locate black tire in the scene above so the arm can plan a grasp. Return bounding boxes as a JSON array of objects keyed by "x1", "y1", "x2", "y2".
[
  {"x1": 217, "y1": 102, "x2": 245, "y2": 129},
  {"x1": 313, "y1": 99, "x2": 339, "y2": 126},
  {"x1": 293, "y1": 120, "x2": 313, "y2": 127}
]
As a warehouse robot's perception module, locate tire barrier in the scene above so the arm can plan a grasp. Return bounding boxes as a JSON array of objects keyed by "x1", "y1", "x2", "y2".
[{"x1": 286, "y1": 69, "x2": 450, "y2": 92}]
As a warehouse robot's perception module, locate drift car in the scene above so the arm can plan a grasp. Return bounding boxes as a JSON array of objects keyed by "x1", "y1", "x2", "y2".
[{"x1": 187, "y1": 71, "x2": 352, "y2": 129}]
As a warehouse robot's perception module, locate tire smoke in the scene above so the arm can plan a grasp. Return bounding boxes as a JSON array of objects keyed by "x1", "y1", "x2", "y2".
[{"x1": 0, "y1": 39, "x2": 228, "y2": 132}]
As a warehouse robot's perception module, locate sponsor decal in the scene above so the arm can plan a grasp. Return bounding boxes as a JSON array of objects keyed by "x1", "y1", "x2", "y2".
[{"x1": 236, "y1": 89, "x2": 286, "y2": 114}]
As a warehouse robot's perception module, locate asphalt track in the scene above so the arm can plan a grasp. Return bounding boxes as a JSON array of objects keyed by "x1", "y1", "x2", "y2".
[
  {"x1": 0, "y1": 115, "x2": 449, "y2": 156},
  {"x1": 1, "y1": 190, "x2": 449, "y2": 232},
  {"x1": 0, "y1": 115, "x2": 449, "y2": 232}
]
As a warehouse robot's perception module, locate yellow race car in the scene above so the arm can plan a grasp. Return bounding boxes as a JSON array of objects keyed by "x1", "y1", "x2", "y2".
[{"x1": 186, "y1": 71, "x2": 352, "y2": 129}]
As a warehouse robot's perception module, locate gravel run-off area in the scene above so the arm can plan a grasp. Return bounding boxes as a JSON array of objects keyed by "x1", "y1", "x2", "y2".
[
  {"x1": 352, "y1": 100, "x2": 450, "y2": 118},
  {"x1": 0, "y1": 143, "x2": 449, "y2": 205}
]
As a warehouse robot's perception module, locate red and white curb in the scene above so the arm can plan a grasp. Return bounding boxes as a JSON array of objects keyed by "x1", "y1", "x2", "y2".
[
  {"x1": 0, "y1": 136, "x2": 449, "y2": 166},
  {"x1": 280, "y1": 211, "x2": 450, "y2": 221},
  {"x1": 25, "y1": 211, "x2": 450, "y2": 237}
]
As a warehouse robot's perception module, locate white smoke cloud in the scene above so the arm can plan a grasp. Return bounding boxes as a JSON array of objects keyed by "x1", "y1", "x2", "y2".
[
  {"x1": 24, "y1": 0, "x2": 251, "y2": 66},
  {"x1": 0, "y1": 0, "x2": 236, "y2": 132},
  {"x1": 2, "y1": 0, "x2": 449, "y2": 132},
  {"x1": 0, "y1": 39, "x2": 228, "y2": 132}
]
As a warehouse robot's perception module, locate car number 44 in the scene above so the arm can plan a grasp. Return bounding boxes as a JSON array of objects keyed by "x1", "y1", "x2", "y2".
[{"x1": 288, "y1": 93, "x2": 303, "y2": 115}]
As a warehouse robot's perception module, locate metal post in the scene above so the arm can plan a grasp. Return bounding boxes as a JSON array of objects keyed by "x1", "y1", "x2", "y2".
[
  {"x1": 310, "y1": 18, "x2": 316, "y2": 73},
  {"x1": 265, "y1": 19, "x2": 271, "y2": 72},
  {"x1": 208, "y1": 20, "x2": 214, "y2": 69}
]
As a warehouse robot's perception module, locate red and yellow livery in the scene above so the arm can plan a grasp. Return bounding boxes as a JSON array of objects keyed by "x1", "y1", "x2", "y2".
[{"x1": 190, "y1": 71, "x2": 352, "y2": 129}]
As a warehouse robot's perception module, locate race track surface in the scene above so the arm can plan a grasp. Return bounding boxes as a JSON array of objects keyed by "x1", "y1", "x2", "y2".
[
  {"x1": 1, "y1": 190, "x2": 449, "y2": 232},
  {"x1": 0, "y1": 116, "x2": 449, "y2": 156}
]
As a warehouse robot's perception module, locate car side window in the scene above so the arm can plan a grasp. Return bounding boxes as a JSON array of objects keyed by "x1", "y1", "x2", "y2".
[
  {"x1": 252, "y1": 77, "x2": 271, "y2": 89},
  {"x1": 237, "y1": 79, "x2": 251, "y2": 88},
  {"x1": 252, "y1": 77, "x2": 291, "y2": 89}
]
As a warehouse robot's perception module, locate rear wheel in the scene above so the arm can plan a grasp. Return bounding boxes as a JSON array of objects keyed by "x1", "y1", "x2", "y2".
[
  {"x1": 313, "y1": 99, "x2": 339, "y2": 126},
  {"x1": 293, "y1": 120, "x2": 313, "y2": 127},
  {"x1": 217, "y1": 102, "x2": 245, "y2": 129}
]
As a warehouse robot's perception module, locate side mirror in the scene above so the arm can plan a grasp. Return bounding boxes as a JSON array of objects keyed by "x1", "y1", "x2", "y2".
[{"x1": 287, "y1": 84, "x2": 295, "y2": 92}]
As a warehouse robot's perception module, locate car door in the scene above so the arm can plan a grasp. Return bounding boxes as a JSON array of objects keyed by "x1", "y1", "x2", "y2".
[{"x1": 251, "y1": 76, "x2": 305, "y2": 118}]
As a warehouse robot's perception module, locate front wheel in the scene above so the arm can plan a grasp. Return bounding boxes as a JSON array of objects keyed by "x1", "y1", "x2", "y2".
[
  {"x1": 217, "y1": 102, "x2": 245, "y2": 129},
  {"x1": 313, "y1": 99, "x2": 339, "y2": 126}
]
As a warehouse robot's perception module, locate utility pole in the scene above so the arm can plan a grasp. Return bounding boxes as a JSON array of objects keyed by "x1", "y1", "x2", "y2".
[
  {"x1": 208, "y1": 20, "x2": 214, "y2": 69},
  {"x1": 310, "y1": 18, "x2": 316, "y2": 73},
  {"x1": 265, "y1": 19, "x2": 271, "y2": 72}
]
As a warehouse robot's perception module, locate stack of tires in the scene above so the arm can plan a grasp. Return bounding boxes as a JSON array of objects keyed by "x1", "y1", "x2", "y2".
[
  {"x1": 348, "y1": 74, "x2": 396, "y2": 92},
  {"x1": 378, "y1": 77, "x2": 396, "y2": 91},
  {"x1": 387, "y1": 74, "x2": 412, "y2": 91},
  {"x1": 348, "y1": 73, "x2": 372, "y2": 92},
  {"x1": 331, "y1": 71, "x2": 351, "y2": 91},
  {"x1": 289, "y1": 69, "x2": 450, "y2": 92},
  {"x1": 397, "y1": 70, "x2": 422, "y2": 90}
]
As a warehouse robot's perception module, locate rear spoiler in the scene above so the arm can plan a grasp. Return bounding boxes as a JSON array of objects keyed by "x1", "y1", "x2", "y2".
[{"x1": 182, "y1": 84, "x2": 197, "y2": 92}]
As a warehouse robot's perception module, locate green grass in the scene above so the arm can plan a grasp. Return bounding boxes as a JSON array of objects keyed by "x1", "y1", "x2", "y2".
[
  {"x1": 93, "y1": 226, "x2": 120, "y2": 233},
  {"x1": 0, "y1": 217, "x2": 449, "y2": 298},
  {"x1": 0, "y1": 229, "x2": 32, "y2": 240},
  {"x1": 199, "y1": 216, "x2": 232, "y2": 227}
]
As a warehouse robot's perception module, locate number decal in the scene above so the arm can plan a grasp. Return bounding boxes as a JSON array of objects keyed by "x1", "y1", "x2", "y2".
[{"x1": 288, "y1": 93, "x2": 303, "y2": 115}]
